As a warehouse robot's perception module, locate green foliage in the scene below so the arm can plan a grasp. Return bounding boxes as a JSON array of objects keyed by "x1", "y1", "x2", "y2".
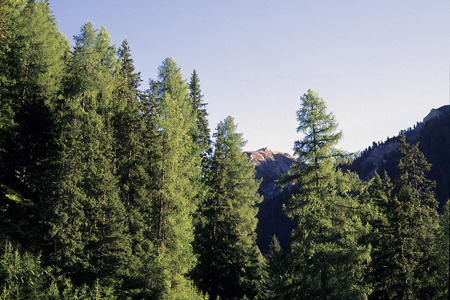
[
  {"x1": 192, "y1": 116, "x2": 263, "y2": 300},
  {"x1": 0, "y1": 241, "x2": 53, "y2": 299},
  {"x1": 0, "y1": 3, "x2": 447, "y2": 299},
  {"x1": 346, "y1": 106, "x2": 449, "y2": 213},
  {"x1": 262, "y1": 235, "x2": 290, "y2": 300},
  {"x1": 0, "y1": 0, "x2": 67, "y2": 249},
  {"x1": 189, "y1": 69, "x2": 212, "y2": 159},
  {"x1": 368, "y1": 135, "x2": 440, "y2": 300},
  {"x1": 150, "y1": 57, "x2": 205, "y2": 299},
  {"x1": 281, "y1": 90, "x2": 371, "y2": 299},
  {"x1": 113, "y1": 40, "x2": 156, "y2": 283},
  {"x1": 44, "y1": 22, "x2": 132, "y2": 289},
  {"x1": 394, "y1": 135, "x2": 438, "y2": 299},
  {"x1": 0, "y1": 241, "x2": 120, "y2": 300},
  {"x1": 434, "y1": 201, "x2": 449, "y2": 299}
]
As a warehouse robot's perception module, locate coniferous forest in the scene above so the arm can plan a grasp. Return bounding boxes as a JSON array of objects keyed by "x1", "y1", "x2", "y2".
[{"x1": 0, "y1": 1, "x2": 449, "y2": 299}]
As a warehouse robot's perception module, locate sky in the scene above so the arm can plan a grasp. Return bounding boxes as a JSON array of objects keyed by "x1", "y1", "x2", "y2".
[{"x1": 50, "y1": 1, "x2": 449, "y2": 155}]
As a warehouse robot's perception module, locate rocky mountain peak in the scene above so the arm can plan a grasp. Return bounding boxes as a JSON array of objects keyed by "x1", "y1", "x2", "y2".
[
  {"x1": 246, "y1": 147, "x2": 295, "y2": 171},
  {"x1": 245, "y1": 147, "x2": 297, "y2": 254},
  {"x1": 345, "y1": 104, "x2": 449, "y2": 212},
  {"x1": 245, "y1": 147, "x2": 296, "y2": 199}
]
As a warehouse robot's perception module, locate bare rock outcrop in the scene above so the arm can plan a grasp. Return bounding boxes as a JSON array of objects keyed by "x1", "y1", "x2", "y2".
[{"x1": 245, "y1": 147, "x2": 296, "y2": 199}]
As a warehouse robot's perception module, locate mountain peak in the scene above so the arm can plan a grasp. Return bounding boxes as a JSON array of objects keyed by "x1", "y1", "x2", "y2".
[
  {"x1": 245, "y1": 148, "x2": 295, "y2": 182},
  {"x1": 244, "y1": 148, "x2": 297, "y2": 254},
  {"x1": 423, "y1": 108, "x2": 442, "y2": 123},
  {"x1": 245, "y1": 147, "x2": 295, "y2": 168},
  {"x1": 245, "y1": 147, "x2": 295, "y2": 166},
  {"x1": 257, "y1": 146, "x2": 271, "y2": 152}
]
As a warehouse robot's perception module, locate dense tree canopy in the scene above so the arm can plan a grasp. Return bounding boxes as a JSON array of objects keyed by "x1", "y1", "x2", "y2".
[{"x1": 0, "y1": 2, "x2": 447, "y2": 299}]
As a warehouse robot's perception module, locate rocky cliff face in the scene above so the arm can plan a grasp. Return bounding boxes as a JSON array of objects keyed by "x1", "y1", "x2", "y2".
[
  {"x1": 245, "y1": 147, "x2": 296, "y2": 199},
  {"x1": 423, "y1": 107, "x2": 447, "y2": 123},
  {"x1": 245, "y1": 147, "x2": 297, "y2": 254}
]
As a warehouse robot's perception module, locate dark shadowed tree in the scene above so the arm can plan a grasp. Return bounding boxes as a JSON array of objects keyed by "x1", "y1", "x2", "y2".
[
  {"x1": 46, "y1": 22, "x2": 132, "y2": 289},
  {"x1": 370, "y1": 135, "x2": 439, "y2": 300},
  {"x1": 192, "y1": 116, "x2": 264, "y2": 300},
  {"x1": 0, "y1": 0, "x2": 67, "y2": 250}
]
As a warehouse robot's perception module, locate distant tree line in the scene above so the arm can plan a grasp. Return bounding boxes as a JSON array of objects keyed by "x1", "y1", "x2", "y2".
[{"x1": 0, "y1": 1, "x2": 448, "y2": 299}]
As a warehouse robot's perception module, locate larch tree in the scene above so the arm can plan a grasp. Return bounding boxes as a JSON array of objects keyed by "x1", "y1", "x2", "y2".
[
  {"x1": 150, "y1": 57, "x2": 205, "y2": 299},
  {"x1": 192, "y1": 116, "x2": 263, "y2": 300},
  {"x1": 280, "y1": 89, "x2": 371, "y2": 299}
]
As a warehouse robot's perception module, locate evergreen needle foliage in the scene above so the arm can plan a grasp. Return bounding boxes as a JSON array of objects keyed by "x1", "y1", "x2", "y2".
[
  {"x1": 0, "y1": 4, "x2": 447, "y2": 299},
  {"x1": 279, "y1": 90, "x2": 372, "y2": 299},
  {"x1": 192, "y1": 116, "x2": 264, "y2": 300}
]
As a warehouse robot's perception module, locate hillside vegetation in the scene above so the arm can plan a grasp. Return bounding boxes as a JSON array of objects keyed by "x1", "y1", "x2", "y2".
[{"x1": 0, "y1": 2, "x2": 448, "y2": 299}]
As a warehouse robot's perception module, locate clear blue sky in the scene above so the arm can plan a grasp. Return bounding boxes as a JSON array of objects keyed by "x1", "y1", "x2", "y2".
[{"x1": 50, "y1": 1, "x2": 449, "y2": 155}]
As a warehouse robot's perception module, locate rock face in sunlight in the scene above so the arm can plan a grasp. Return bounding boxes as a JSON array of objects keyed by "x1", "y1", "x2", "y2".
[
  {"x1": 245, "y1": 147, "x2": 295, "y2": 199},
  {"x1": 245, "y1": 147, "x2": 297, "y2": 254}
]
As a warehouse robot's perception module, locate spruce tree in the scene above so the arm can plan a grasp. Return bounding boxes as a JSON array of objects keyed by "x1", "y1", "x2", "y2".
[
  {"x1": 366, "y1": 171, "x2": 396, "y2": 299},
  {"x1": 262, "y1": 235, "x2": 290, "y2": 300},
  {"x1": 280, "y1": 89, "x2": 371, "y2": 299},
  {"x1": 0, "y1": 0, "x2": 67, "y2": 249},
  {"x1": 192, "y1": 116, "x2": 263, "y2": 300},
  {"x1": 113, "y1": 39, "x2": 152, "y2": 264},
  {"x1": 47, "y1": 22, "x2": 131, "y2": 289},
  {"x1": 189, "y1": 69, "x2": 212, "y2": 160},
  {"x1": 370, "y1": 135, "x2": 439, "y2": 300},
  {"x1": 188, "y1": 69, "x2": 212, "y2": 215}
]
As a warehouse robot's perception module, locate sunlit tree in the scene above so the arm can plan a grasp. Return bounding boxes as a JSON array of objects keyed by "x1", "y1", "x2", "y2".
[{"x1": 280, "y1": 89, "x2": 371, "y2": 299}]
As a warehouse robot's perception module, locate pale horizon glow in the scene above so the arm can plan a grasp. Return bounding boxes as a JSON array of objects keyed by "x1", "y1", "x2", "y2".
[{"x1": 50, "y1": 1, "x2": 450, "y2": 155}]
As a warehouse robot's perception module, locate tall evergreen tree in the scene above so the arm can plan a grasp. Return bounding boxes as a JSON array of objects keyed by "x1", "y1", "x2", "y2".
[
  {"x1": 262, "y1": 235, "x2": 290, "y2": 300},
  {"x1": 46, "y1": 22, "x2": 131, "y2": 289},
  {"x1": 114, "y1": 39, "x2": 145, "y2": 208},
  {"x1": 189, "y1": 69, "x2": 212, "y2": 160},
  {"x1": 192, "y1": 116, "x2": 263, "y2": 300},
  {"x1": 112, "y1": 40, "x2": 161, "y2": 296},
  {"x1": 188, "y1": 70, "x2": 213, "y2": 283},
  {"x1": 369, "y1": 135, "x2": 439, "y2": 300},
  {"x1": 366, "y1": 171, "x2": 396, "y2": 300},
  {"x1": 150, "y1": 57, "x2": 205, "y2": 298},
  {"x1": 280, "y1": 89, "x2": 371, "y2": 299},
  {"x1": 0, "y1": 0, "x2": 67, "y2": 248}
]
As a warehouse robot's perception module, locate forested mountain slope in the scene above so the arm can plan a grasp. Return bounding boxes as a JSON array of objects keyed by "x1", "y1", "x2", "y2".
[{"x1": 344, "y1": 104, "x2": 449, "y2": 212}]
